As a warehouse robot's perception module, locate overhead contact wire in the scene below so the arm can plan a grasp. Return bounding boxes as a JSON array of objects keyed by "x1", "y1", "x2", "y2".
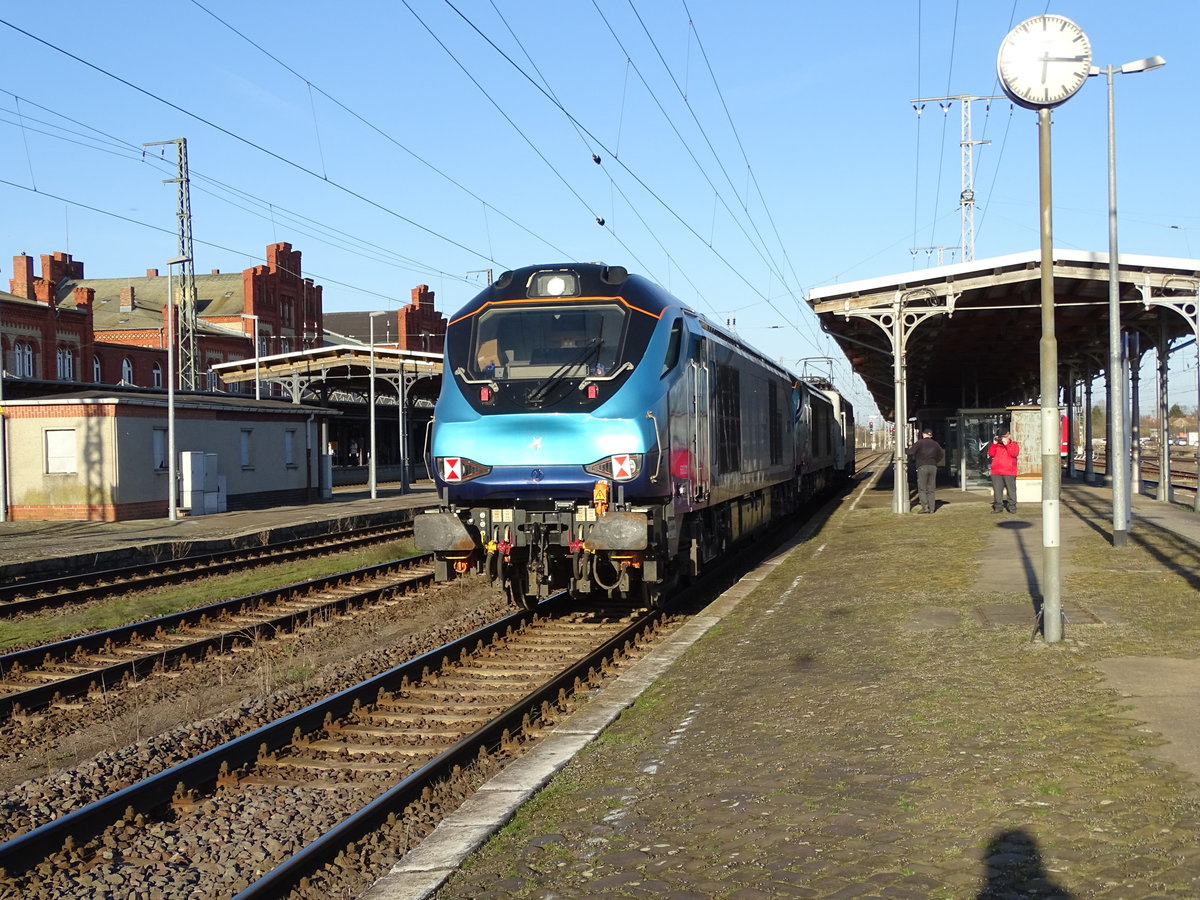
[
  {"x1": 0, "y1": 91, "x2": 471, "y2": 284},
  {"x1": 433, "y1": 0, "x2": 821, "y2": 356},
  {"x1": 186, "y1": 0, "x2": 572, "y2": 262},
  {"x1": 0, "y1": 175, "x2": 420, "y2": 302},
  {"x1": 0, "y1": 16, "x2": 502, "y2": 268},
  {"x1": 627, "y1": 0, "x2": 793, "y2": 297}
]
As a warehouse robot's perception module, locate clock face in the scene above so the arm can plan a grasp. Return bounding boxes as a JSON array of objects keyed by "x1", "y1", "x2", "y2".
[{"x1": 997, "y1": 15, "x2": 1092, "y2": 109}]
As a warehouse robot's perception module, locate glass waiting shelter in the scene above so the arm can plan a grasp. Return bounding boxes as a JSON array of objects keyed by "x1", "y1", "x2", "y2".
[{"x1": 948, "y1": 409, "x2": 1011, "y2": 492}]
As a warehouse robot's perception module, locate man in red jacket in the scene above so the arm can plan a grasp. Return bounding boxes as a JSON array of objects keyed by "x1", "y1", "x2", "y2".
[{"x1": 988, "y1": 432, "x2": 1020, "y2": 513}]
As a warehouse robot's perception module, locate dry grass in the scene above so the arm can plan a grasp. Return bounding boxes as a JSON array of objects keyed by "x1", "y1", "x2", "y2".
[
  {"x1": 0, "y1": 540, "x2": 417, "y2": 652},
  {"x1": 438, "y1": 499, "x2": 1200, "y2": 899}
]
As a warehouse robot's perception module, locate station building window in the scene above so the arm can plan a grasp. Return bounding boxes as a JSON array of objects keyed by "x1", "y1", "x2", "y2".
[
  {"x1": 45, "y1": 428, "x2": 77, "y2": 474},
  {"x1": 240, "y1": 429, "x2": 254, "y2": 469},
  {"x1": 56, "y1": 347, "x2": 75, "y2": 381},
  {"x1": 121, "y1": 358, "x2": 134, "y2": 384},
  {"x1": 14, "y1": 341, "x2": 34, "y2": 378},
  {"x1": 92, "y1": 355, "x2": 102, "y2": 383},
  {"x1": 152, "y1": 428, "x2": 167, "y2": 470},
  {"x1": 152, "y1": 363, "x2": 163, "y2": 389}
]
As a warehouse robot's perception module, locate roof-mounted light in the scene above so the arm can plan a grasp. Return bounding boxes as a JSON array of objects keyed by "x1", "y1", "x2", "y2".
[{"x1": 530, "y1": 271, "x2": 579, "y2": 298}]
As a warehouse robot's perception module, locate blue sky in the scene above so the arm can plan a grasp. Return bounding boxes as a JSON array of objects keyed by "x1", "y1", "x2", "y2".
[{"x1": 2, "y1": 1, "x2": 1197, "y2": 417}]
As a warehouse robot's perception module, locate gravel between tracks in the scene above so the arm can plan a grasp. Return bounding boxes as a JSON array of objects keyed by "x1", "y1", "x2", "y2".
[{"x1": 0, "y1": 575, "x2": 510, "y2": 840}]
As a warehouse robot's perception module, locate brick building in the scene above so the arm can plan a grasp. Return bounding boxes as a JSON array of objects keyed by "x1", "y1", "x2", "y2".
[
  {"x1": 1, "y1": 242, "x2": 323, "y2": 395},
  {"x1": 322, "y1": 284, "x2": 446, "y2": 354},
  {"x1": 0, "y1": 242, "x2": 450, "y2": 520}
]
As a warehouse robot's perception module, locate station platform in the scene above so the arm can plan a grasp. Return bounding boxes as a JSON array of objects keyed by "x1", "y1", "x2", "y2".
[
  {"x1": 0, "y1": 482, "x2": 440, "y2": 581},
  {"x1": 2, "y1": 465, "x2": 1198, "y2": 896},
  {"x1": 367, "y1": 462, "x2": 1200, "y2": 900}
]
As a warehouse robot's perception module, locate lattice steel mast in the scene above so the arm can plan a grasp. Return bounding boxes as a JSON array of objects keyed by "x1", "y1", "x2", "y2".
[
  {"x1": 144, "y1": 138, "x2": 200, "y2": 389},
  {"x1": 910, "y1": 94, "x2": 1001, "y2": 264}
]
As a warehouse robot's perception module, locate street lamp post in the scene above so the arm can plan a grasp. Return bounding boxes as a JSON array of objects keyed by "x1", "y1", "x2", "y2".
[
  {"x1": 165, "y1": 255, "x2": 191, "y2": 521},
  {"x1": 1090, "y1": 55, "x2": 1165, "y2": 547},
  {"x1": 368, "y1": 311, "x2": 386, "y2": 500},
  {"x1": 241, "y1": 313, "x2": 261, "y2": 400}
]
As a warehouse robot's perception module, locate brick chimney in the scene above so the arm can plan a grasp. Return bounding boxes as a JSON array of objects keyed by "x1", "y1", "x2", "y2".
[
  {"x1": 411, "y1": 284, "x2": 435, "y2": 309},
  {"x1": 40, "y1": 251, "x2": 83, "y2": 284},
  {"x1": 73, "y1": 286, "x2": 95, "y2": 314},
  {"x1": 120, "y1": 286, "x2": 135, "y2": 312},
  {"x1": 8, "y1": 255, "x2": 34, "y2": 299},
  {"x1": 146, "y1": 269, "x2": 159, "y2": 277},
  {"x1": 266, "y1": 241, "x2": 299, "y2": 277},
  {"x1": 399, "y1": 284, "x2": 446, "y2": 353}
]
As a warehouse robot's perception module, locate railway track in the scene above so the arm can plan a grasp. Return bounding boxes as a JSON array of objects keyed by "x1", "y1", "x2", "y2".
[
  {"x1": 0, "y1": 554, "x2": 434, "y2": 721},
  {"x1": 0, "y1": 521, "x2": 415, "y2": 618},
  {"x1": 1075, "y1": 452, "x2": 1199, "y2": 499},
  {"x1": 0, "y1": 600, "x2": 667, "y2": 899},
  {"x1": 0, "y1": 468, "x2": 857, "y2": 897}
]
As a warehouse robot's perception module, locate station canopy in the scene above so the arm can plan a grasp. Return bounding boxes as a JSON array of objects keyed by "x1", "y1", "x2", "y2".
[
  {"x1": 808, "y1": 249, "x2": 1200, "y2": 421},
  {"x1": 211, "y1": 345, "x2": 443, "y2": 404}
]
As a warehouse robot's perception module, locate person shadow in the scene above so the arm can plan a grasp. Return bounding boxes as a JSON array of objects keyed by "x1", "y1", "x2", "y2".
[{"x1": 976, "y1": 828, "x2": 1074, "y2": 899}]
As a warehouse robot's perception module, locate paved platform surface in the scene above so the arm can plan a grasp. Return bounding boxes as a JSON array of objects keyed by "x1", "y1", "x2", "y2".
[
  {"x1": 367, "y1": 463, "x2": 1200, "y2": 900},
  {"x1": 0, "y1": 482, "x2": 439, "y2": 580},
  {"x1": 2, "y1": 466, "x2": 1198, "y2": 897}
]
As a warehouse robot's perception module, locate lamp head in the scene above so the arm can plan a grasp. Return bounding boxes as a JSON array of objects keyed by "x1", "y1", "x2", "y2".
[{"x1": 1122, "y1": 55, "x2": 1165, "y2": 74}]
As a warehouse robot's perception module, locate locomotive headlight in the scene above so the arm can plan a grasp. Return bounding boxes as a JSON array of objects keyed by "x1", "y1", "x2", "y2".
[
  {"x1": 437, "y1": 456, "x2": 492, "y2": 484},
  {"x1": 530, "y1": 271, "x2": 579, "y2": 297},
  {"x1": 584, "y1": 453, "x2": 642, "y2": 482}
]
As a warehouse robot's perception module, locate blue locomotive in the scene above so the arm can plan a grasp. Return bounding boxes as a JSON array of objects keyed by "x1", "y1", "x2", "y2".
[{"x1": 414, "y1": 263, "x2": 854, "y2": 606}]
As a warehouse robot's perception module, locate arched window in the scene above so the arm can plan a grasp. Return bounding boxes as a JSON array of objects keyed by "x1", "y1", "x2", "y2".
[
  {"x1": 92, "y1": 355, "x2": 102, "y2": 383},
  {"x1": 14, "y1": 342, "x2": 34, "y2": 378},
  {"x1": 56, "y1": 347, "x2": 75, "y2": 381},
  {"x1": 152, "y1": 362, "x2": 163, "y2": 388},
  {"x1": 121, "y1": 358, "x2": 134, "y2": 384}
]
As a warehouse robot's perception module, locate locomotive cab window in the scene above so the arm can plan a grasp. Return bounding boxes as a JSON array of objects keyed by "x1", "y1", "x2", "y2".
[
  {"x1": 469, "y1": 304, "x2": 625, "y2": 380},
  {"x1": 661, "y1": 318, "x2": 683, "y2": 377}
]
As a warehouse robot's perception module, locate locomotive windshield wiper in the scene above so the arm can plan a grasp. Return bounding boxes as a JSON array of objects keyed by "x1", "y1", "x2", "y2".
[{"x1": 525, "y1": 338, "x2": 603, "y2": 407}]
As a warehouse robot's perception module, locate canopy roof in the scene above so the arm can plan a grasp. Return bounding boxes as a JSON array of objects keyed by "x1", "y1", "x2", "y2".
[
  {"x1": 211, "y1": 344, "x2": 443, "y2": 404},
  {"x1": 808, "y1": 249, "x2": 1200, "y2": 420}
]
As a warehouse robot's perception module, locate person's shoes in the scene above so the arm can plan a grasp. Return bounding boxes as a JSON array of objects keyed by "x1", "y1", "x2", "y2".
[{"x1": 992, "y1": 508, "x2": 1002, "y2": 514}]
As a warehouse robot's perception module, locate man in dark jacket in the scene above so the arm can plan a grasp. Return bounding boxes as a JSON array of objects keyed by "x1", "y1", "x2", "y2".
[{"x1": 906, "y1": 428, "x2": 943, "y2": 513}]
